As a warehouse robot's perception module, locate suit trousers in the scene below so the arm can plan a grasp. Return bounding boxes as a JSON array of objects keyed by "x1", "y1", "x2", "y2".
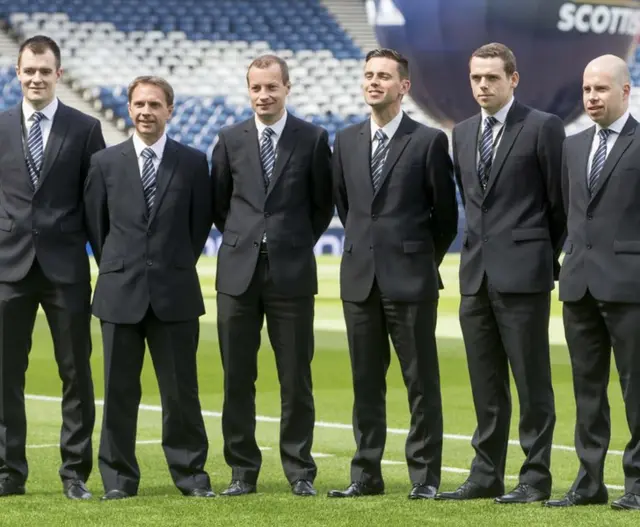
[
  {"x1": 217, "y1": 252, "x2": 316, "y2": 485},
  {"x1": 0, "y1": 259, "x2": 94, "y2": 485},
  {"x1": 563, "y1": 291, "x2": 640, "y2": 497},
  {"x1": 459, "y1": 277, "x2": 555, "y2": 493},
  {"x1": 98, "y1": 308, "x2": 209, "y2": 495},
  {"x1": 342, "y1": 280, "x2": 442, "y2": 488}
]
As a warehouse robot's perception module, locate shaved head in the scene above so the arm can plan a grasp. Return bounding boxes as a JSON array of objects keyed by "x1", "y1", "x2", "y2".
[{"x1": 582, "y1": 54, "x2": 630, "y2": 127}]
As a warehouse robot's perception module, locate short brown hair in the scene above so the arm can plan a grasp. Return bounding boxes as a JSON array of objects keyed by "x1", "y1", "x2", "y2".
[
  {"x1": 246, "y1": 54, "x2": 290, "y2": 85},
  {"x1": 127, "y1": 76, "x2": 174, "y2": 106},
  {"x1": 471, "y1": 43, "x2": 517, "y2": 76},
  {"x1": 365, "y1": 48, "x2": 410, "y2": 80},
  {"x1": 18, "y1": 35, "x2": 61, "y2": 69}
]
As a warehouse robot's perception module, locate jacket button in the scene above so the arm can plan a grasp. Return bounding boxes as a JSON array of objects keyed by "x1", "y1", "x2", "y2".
[
  {"x1": 482, "y1": 206, "x2": 488, "y2": 213},
  {"x1": 264, "y1": 212, "x2": 271, "y2": 218},
  {"x1": 253, "y1": 241, "x2": 259, "y2": 247},
  {"x1": 146, "y1": 260, "x2": 153, "y2": 266},
  {"x1": 32, "y1": 228, "x2": 39, "y2": 235},
  {"x1": 372, "y1": 214, "x2": 378, "y2": 221},
  {"x1": 586, "y1": 244, "x2": 592, "y2": 250},
  {"x1": 587, "y1": 214, "x2": 593, "y2": 220},
  {"x1": 369, "y1": 245, "x2": 373, "y2": 250},
  {"x1": 147, "y1": 229, "x2": 152, "y2": 236},
  {"x1": 483, "y1": 236, "x2": 488, "y2": 242}
]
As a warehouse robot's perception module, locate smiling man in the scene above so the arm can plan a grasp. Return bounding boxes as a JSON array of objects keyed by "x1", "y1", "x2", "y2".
[
  {"x1": 211, "y1": 55, "x2": 333, "y2": 497},
  {"x1": 436, "y1": 42, "x2": 566, "y2": 504},
  {"x1": 84, "y1": 76, "x2": 214, "y2": 500},
  {"x1": 328, "y1": 48, "x2": 458, "y2": 500},
  {"x1": 0, "y1": 35, "x2": 104, "y2": 500}
]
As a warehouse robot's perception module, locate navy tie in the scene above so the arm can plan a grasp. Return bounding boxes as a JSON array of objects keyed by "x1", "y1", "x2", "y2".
[
  {"x1": 588, "y1": 128, "x2": 613, "y2": 194},
  {"x1": 478, "y1": 116, "x2": 497, "y2": 191},
  {"x1": 371, "y1": 129, "x2": 389, "y2": 192},
  {"x1": 140, "y1": 147, "x2": 157, "y2": 211},
  {"x1": 26, "y1": 111, "x2": 45, "y2": 189},
  {"x1": 260, "y1": 127, "x2": 276, "y2": 190}
]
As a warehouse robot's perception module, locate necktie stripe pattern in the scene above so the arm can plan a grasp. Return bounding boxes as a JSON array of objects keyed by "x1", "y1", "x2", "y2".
[
  {"x1": 26, "y1": 112, "x2": 45, "y2": 188},
  {"x1": 141, "y1": 147, "x2": 157, "y2": 211},
  {"x1": 588, "y1": 128, "x2": 613, "y2": 194},
  {"x1": 477, "y1": 116, "x2": 497, "y2": 191},
  {"x1": 260, "y1": 127, "x2": 275, "y2": 189},
  {"x1": 371, "y1": 129, "x2": 389, "y2": 192}
]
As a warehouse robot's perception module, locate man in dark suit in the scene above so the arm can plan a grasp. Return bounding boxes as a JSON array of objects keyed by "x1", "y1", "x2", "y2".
[
  {"x1": 211, "y1": 55, "x2": 333, "y2": 497},
  {"x1": 436, "y1": 43, "x2": 565, "y2": 504},
  {"x1": 0, "y1": 36, "x2": 104, "y2": 500},
  {"x1": 327, "y1": 48, "x2": 458, "y2": 500},
  {"x1": 84, "y1": 76, "x2": 214, "y2": 500},
  {"x1": 545, "y1": 55, "x2": 640, "y2": 511}
]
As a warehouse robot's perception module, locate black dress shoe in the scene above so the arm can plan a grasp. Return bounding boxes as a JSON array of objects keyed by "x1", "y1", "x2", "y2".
[
  {"x1": 495, "y1": 483, "x2": 549, "y2": 504},
  {"x1": 408, "y1": 483, "x2": 437, "y2": 500},
  {"x1": 327, "y1": 481, "x2": 384, "y2": 498},
  {"x1": 64, "y1": 480, "x2": 92, "y2": 500},
  {"x1": 220, "y1": 480, "x2": 256, "y2": 497},
  {"x1": 543, "y1": 490, "x2": 608, "y2": 507},
  {"x1": 292, "y1": 479, "x2": 316, "y2": 496},
  {"x1": 435, "y1": 480, "x2": 502, "y2": 500},
  {"x1": 184, "y1": 487, "x2": 216, "y2": 498},
  {"x1": 101, "y1": 489, "x2": 133, "y2": 501},
  {"x1": 0, "y1": 479, "x2": 25, "y2": 497},
  {"x1": 611, "y1": 493, "x2": 640, "y2": 510}
]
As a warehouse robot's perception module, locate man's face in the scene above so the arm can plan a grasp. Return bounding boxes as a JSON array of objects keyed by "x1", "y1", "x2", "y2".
[
  {"x1": 362, "y1": 56, "x2": 410, "y2": 109},
  {"x1": 128, "y1": 83, "x2": 173, "y2": 143},
  {"x1": 247, "y1": 63, "x2": 290, "y2": 123},
  {"x1": 583, "y1": 67, "x2": 630, "y2": 127},
  {"x1": 16, "y1": 48, "x2": 61, "y2": 110},
  {"x1": 469, "y1": 56, "x2": 518, "y2": 114}
]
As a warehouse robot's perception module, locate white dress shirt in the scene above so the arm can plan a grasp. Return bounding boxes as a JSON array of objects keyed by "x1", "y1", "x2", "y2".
[
  {"x1": 255, "y1": 110, "x2": 288, "y2": 156},
  {"x1": 22, "y1": 97, "x2": 58, "y2": 151},
  {"x1": 478, "y1": 96, "x2": 514, "y2": 161},
  {"x1": 370, "y1": 109, "x2": 404, "y2": 154},
  {"x1": 132, "y1": 132, "x2": 167, "y2": 176},
  {"x1": 586, "y1": 110, "x2": 630, "y2": 176}
]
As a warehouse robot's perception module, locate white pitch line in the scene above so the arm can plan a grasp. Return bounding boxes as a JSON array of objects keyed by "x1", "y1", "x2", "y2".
[{"x1": 24, "y1": 394, "x2": 626, "y2": 492}]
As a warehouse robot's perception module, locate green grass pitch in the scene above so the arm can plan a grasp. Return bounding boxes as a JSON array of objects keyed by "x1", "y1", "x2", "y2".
[{"x1": 3, "y1": 255, "x2": 637, "y2": 526}]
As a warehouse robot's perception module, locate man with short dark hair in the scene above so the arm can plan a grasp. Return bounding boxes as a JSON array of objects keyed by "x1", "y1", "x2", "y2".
[
  {"x1": 327, "y1": 48, "x2": 458, "y2": 500},
  {"x1": 0, "y1": 35, "x2": 104, "y2": 500},
  {"x1": 84, "y1": 76, "x2": 214, "y2": 500},
  {"x1": 211, "y1": 54, "x2": 333, "y2": 497},
  {"x1": 436, "y1": 42, "x2": 565, "y2": 504}
]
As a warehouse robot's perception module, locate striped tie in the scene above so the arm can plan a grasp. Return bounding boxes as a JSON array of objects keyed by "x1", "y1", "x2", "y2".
[
  {"x1": 371, "y1": 129, "x2": 389, "y2": 192},
  {"x1": 260, "y1": 127, "x2": 275, "y2": 189},
  {"x1": 588, "y1": 128, "x2": 613, "y2": 194},
  {"x1": 26, "y1": 111, "x2": 45, "y2": 189},
  {"x1": 478, "y1": 116, "x2": 497, "y2": 191},
  {"x1": 140, "y1": 147, "x2": 157, "y2": 211}
]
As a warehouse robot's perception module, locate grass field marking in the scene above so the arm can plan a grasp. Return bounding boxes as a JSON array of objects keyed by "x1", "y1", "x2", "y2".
[{"x1": 24, "y1": 394, "x2": 626, "y2": 492}]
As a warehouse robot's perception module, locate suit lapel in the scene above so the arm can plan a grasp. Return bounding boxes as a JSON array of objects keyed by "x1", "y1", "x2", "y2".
[
  {"x1": 266, "y1": 116, "x2": 299, "y2": 199},
  {"x1": 5, "y1": 105, "x2": 31, "y2": 185},
  {"x1": 576, "y1": 126, "x2": 595, "y2": 202},
  {"x1": 120, "y1": 138, "x2": 149, "y2": 218},
  {"x1": 37, "y1": 101, "x2": 71, "y2": 190},
  {"x1": 357, "y1": 120, "x2": 374, "y2": 201},
  {"x1": 589, "y1": 116, "x2": 637, "y2": 203},
  {"x1": 461, "y1": 114, "x2": 481, "y2": 192},
  {"x1": 483, "y1": 102, "x2": 526, "y2": 199},
  {"x1": 243, "y1": 119, "x2": 268, "y2": 201},
  {"x1": 374, "y1": 113, "x2": 412, "y2": 197},
  {"x1": 148, "y1": 138, "x2": 179, "y2": 225}
]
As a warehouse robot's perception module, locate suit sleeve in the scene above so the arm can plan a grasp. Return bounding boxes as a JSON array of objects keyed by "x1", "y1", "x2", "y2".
[
  {"x1": 83, "y1": 155, "x2": 109, "y2": 265},
  {"x1": 80, "y1": 120, "x2": 106, "y2": 181},
  {"x1": 210, "y1": 132, "x2": 232, "y2": 233},
  {"x1": 425, "y1": 131, "x2": 458, "y2": 266},
  {"x1": 561, "y1": 140, "x2": 570, "y2": 220},
  {"x1": 310, "y1": 128, "x2": 334, "y2": 242},
  {"x1": 190, "y1": 154, "x2": 214, "y2": 260},
  {"x1": 451, "y1": 127, "x2": 465, "y2": 207},
  {"x1": 332, "y1": 132, "x2": 348, "y2": 226},
  {"x1": 537, "y1": 114, "x2": 567, "y2": 279}
]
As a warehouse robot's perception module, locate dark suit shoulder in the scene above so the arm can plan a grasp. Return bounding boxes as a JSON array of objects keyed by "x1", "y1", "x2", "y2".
[
  {"x1": 171, "y1": 138, "x2": 207, "y2": 162},
  {"x1": 58, "y1": 102, "x2": 101, "y2": 128},
  {"x1": 216, "y1": 117, "x2": 251, "y2": 140},
  {"x1": 287, "y1": 114, "x2": 327, "y2": 138},
  {"x1": 90, "y1": 139, "x2": 129, "y2": 163}
]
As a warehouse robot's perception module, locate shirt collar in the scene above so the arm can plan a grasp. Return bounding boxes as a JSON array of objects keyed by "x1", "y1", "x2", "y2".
[
  {"x1": 22, "y1": 97, "x2": 58, "y2": 123},
  {"x1": 255, "y1": 110, "x2": 288, "y2": 139},
  {"x1": 132, "y1": 132, "x2": 167, "y2": 161},
  {"x1": 481, "y1": 96, "x2": 514, "y2": 125},
  {"x1": 597, "y1": 110, "x2": 630, "y2": 135},
  {"x1": 370, "y1": 110, "x2": 404, "y2": 141}
]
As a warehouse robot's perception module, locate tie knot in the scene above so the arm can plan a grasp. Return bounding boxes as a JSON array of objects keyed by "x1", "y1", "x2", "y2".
[
  {"x1": 598, "y1": 128, "x2": 613, "y2": 140},
  {"x1": 31, "y1": 111, "x2": 45, "y2": 123},
  {"x1": 484, "y1": 116, "x2": 497, "y2": 128},
  {"x1": 262, "y1": 127, "x2": 275, "y2": 139},
  {"x1": 374, "y1": 129, "x2": 387, "y2": 142},
  {"x1": 141, "y1": 147, "x2": 155, "y2": 160}
]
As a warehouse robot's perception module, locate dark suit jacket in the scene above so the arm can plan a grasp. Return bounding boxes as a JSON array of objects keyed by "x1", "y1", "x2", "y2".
[
  {"x1": 211, "y1": 114, "x2": 333, "y2": 297},
  {"x1": 84, "y1": 137, "x2": 212, "y2": 324},
  {"x1": 334, "y1": 113, "x2": 458, "y2": 303},
  {"x1": 559, "y1": 116, "x2": 640, "y2": 303},
  {"x1": 0, "y1": 100, "x2": 105, "y2": 284},
  {"x1": 453, "y1": 101, "x2": 566, "y2": 295}
]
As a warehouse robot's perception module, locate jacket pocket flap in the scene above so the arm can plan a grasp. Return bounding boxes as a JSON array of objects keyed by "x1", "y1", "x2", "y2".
[
  {"x1": 512, "y1": 228, "x2": 550, "y2": 242},
  {"x1": 99, "y1": 259, "x2": 124, "y2": 274},
  {"x1": 222, "y1": 231, "x2": 238, "y2": 247},
  {"x1": 60, "y1": 216, "x2": 83, "y2": 233},
  {"x1": 0, "y1": 218, "x2": 14, "y2": 232},
  {"x1": 403, "y1": 240, "x2": 430, "y2": 253},
  {"x1": 613, "y1": 240, "x2": 640, "y2": 254},
  {"x1": 343, "y1": 237, "x2": 353, "y2": 253}
]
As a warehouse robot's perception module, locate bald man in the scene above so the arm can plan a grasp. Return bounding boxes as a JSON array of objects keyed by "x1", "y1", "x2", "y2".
[{"x1": 545, "y1": 55, "x2": 640, "y2": 511}]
